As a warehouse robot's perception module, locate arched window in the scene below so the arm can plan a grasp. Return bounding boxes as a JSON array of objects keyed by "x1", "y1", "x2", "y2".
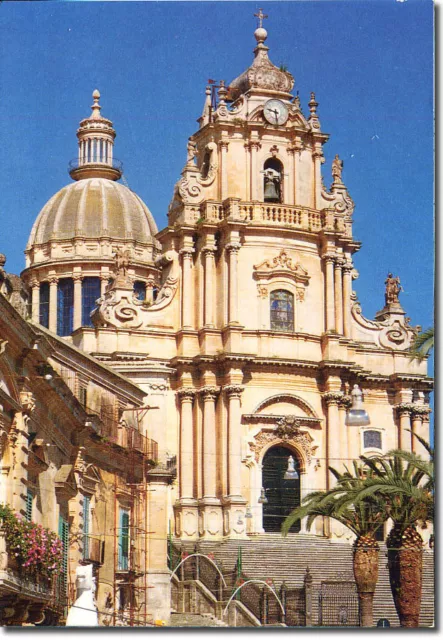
[
  {"x1": 57, "y1": 278, "x2": 74, "y2": 336},
  {"x1": 263, "y1": 158, "x2": 284, "y2": 203},
  {"x1": 39, "y1": 282, "x2": 50, "y2": 328},
  {"x1": 82, "y1": 277, "x2": 101, "y2": 327},
  {"x1": 133, "y1": 280, "x2": 146, "y2": 302},
  {"x1": 270, "y1": 290, "x2": 294, "y2": 332}
]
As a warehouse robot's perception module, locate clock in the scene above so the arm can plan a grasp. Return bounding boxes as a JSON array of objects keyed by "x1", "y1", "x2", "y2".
[{"x1": 263, "y1": 99, "x2": 288, "y2": 125}]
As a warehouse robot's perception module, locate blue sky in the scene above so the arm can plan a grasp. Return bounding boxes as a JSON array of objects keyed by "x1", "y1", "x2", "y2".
[{"x1": 0, "y1": 0, "x2": 433, "y2": 334}]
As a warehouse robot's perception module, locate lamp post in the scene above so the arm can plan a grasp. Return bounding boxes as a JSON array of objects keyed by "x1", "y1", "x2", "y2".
[{"x1": 345, "y1": 385, "x2": 370, "y2": 427}]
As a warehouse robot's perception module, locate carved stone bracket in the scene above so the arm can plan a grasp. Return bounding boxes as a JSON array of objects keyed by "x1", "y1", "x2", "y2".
[{"x1": 19, "y1": 391, "x2": 36, "y2": 415}]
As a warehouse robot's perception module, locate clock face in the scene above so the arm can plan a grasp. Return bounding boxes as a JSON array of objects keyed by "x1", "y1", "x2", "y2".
[{"x1": 263, "y1": 99, "x2": 288, "y2": 125}]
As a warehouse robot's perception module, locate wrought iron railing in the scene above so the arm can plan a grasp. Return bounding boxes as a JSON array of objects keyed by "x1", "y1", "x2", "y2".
[{"x1": 68, "y1": 158, "x2": 123, "y2": 172}]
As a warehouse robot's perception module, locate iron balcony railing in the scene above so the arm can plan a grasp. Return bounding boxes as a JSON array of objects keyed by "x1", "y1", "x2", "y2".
[{"x1": 68, "y1": 158, "x2": 123, "y2": 173}]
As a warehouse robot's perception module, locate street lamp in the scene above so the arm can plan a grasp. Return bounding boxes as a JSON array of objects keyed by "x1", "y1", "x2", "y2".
[
  {"x1": 284, "y1": 455, "x2": 299, "y2": 480},
  {"x1": 258, "y1": 487, "x2": 268, "y2": 504},
  {"x1": 345, "y1": 384, "x2": 370, "y2": 426}
]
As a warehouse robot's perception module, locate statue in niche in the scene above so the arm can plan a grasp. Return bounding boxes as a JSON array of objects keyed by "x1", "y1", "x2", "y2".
[
  {"x1": 384, "y1": 273, "x2": 403, "y2": 305},
  {"x1": 332, "y1": 154, "x2": 343, "y2": 184}
]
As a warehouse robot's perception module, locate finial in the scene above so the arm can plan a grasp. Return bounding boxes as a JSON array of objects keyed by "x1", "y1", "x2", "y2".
[
  {"x1": 309, "y1": 92, "x2": 318, "y2": 114},
  {"x1": 218, "y1": 80, "x2": 228, "y2": 105},
  {"x1": 254, "y1": 8, "x2": 268, "y2": 43},
  {"x1": 91, "y1": 89, "x2": 102, "y2": 120}
]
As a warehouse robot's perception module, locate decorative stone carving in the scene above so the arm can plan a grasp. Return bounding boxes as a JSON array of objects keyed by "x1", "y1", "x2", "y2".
[
  {"x1": 199, "y1": 386, "x2": 219, "y2": 401},
  {"x1": 177, "y1": 388, "x2": 196, "y2": 402},
  {"x1": 351, "y1": 290, "x2": 420, "y2": 351},
  {"x1": 257, "y1": 284, "x2": 268, "y2": 299},
  {"x1": 249, "y1": 428, "x2": 315, "y2": 466},
  {"x1": 20, "y1": 391, "x2": 36, "y2": 415},
  {"x1": 322, "y1": 392, "x2": 344, "y2": 406},
  {"x1": 224, "y1": 385, "x2": 244, "y2": 399},
  {"x1": 253, "y1": 249, "x2": 310, "y2": 286},
  {"x1": 92, "y1": 251, "x2": 179, "y2": 330}
]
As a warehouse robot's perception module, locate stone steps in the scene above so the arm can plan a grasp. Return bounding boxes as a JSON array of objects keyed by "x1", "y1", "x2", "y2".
[
  {"x1": 170, "y1": 612, "x2": 228, "y2": 627},
  {"x1": 179, "y1": 534, "x2": 434, "y2": 627}
]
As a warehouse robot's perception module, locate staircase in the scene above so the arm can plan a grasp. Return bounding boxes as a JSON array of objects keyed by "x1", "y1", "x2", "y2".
[
  {"x1": 170, "y1": 613, "x2": 228, "y2": 627},
  {"x1": 176, "y1": 534, "x2": 434, "y2": 627}
]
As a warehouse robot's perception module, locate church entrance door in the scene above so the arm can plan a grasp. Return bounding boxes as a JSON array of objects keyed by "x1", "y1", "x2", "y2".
[{"x1": 262, "y1": 445, "x2": 301, "y2": 533}]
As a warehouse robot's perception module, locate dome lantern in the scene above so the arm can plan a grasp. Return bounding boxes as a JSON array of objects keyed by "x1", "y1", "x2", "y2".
[{"x1": 69, "y1": 90, "x2": 122, "y2": 181}]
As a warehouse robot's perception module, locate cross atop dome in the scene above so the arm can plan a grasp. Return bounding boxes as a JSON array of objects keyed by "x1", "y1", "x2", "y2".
[{"x1": 254, "y1": 8, "x2": 268, "y2": 28}]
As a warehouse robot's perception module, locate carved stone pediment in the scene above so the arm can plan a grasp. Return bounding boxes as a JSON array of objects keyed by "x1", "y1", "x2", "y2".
[
  {"x1": 253, "y1": 250, "x2": 310, "y2": 285},
  {"x1": 248, "y1": 427, "x2": 317, "y2": 467}
]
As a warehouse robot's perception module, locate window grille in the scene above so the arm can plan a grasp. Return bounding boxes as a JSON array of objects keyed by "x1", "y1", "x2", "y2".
[
  {"x1": 58, "y1": 514, "x2": 69, "y2": 596},
  {"x1": 39, "y1": 282, "x2": 50, "y2": 328},
  {"x1": 57, "y1": 278, "x2": 74, "y2": 336},
  {"x1": 83, "y1": 495, "x2": 90, "y2": 560},
  {"x1": 26, "y1": 489, "x2": 33, "y2": 522},
  {"x1": 82, "y1": 277, "x2": 101, "y2": 327},
  {"x1": 270, "y1": 290, "x2": 294, "y2": 332},
  {"x1": 118, "y1": 508, "x2": 130, "y2": 571},
  {"x1": 363, "y1": 430, "x2": 382, "y2": 450},
  {"x1": 133, "y1": 280, "x2": 146, "y2": 301}
]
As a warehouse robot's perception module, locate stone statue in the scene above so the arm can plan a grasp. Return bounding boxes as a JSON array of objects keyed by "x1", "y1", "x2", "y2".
[
  {"x1": 66, "y1": 564, "x2": 99, "y2": 626},
  {"x1": 113, "y1": 247, "x2": 130, "y2": 278},
  {"x1": 186, "y1": 136, "x2": 197, "y2": 165},
  {"x1": 384, "y1": 273, "x2": 403, "y2": 305},
  {"x1": 332, "y1": 154, "x2": 343, "y2": 184}
]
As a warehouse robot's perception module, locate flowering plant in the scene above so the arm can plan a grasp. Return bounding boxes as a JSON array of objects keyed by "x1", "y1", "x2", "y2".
[{"x1": 0, "y1": 504, "x2": 63, "y2": 581}]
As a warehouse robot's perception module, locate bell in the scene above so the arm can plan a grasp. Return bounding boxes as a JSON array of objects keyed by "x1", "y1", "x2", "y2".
[{"x1": 264, "y1": 179, "x2": 279, "y2": 202}]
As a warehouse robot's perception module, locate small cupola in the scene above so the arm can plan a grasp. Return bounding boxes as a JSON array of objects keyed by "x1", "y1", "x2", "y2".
[{"x1": 69, "y1": 90, "x2": 122, "y2": 181}]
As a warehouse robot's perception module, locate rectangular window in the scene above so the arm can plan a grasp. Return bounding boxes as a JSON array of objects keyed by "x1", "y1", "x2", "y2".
[
  {"x1": 83, "y1": 495, "x2": 90, "y2": 560},
  {"x1": 363, "y1": 430, "x2": 382, "y2": 450},
  {"x1": 57, "y1": 278, "x2": 74, "y2": 336},
  {"x1": 82, "y1": 277, "x2": 101, "y2": 327},
  {"x1": 39, "y1": 282, "x2": 50, "y2": 328},
  {"x1": 26, "y1": 489, "x2": 33, "y2": 522},
  {"x1": 118, "y1": 508, "x2": 130, "y2": 571}
]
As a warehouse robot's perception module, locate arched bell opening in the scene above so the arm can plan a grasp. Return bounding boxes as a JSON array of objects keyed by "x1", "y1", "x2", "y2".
[
  {"x1": 263, "y1": 158, "x2": 283, "y2": 204},
  {"x1": 262, "y1": 444, "x2": 301, "y2": 533}
]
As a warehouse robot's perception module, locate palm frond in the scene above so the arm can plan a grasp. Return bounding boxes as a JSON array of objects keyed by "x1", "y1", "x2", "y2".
[{"x1": 409, "y1": 326, "x2": 434, "y2": 362}]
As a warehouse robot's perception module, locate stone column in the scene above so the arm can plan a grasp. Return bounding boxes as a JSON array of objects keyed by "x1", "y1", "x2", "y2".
[
  {"x1": 342, "y1": 260, "x2": 353, "y2": 338},
  {"x1": 249, "y1": 140, "x2": 261, "y2": 201},
  {"x1": 323, "y1": 254, "x2": 335, "y2": 332},
  {"x1": 180, "y1": 248, "x2": 195, "y2": 328},
  {"x1": 322, "y1": 392, "x2": 343, "y2": 488},
  {"x1": 219, "y1": 140, "x2": 229, "y2": 200},
  {"x1": 334, "y1": 258, "x2": 344, "y2": 334},
  {"x1": 396, "y1": 404, "x2": 412, "y2": 452},
  {"x1": 178, "y1": 389, "x2": 196, "y2": 500},
  {"x1": 31, "y1": 280, "x2": 40, "y2": 323},
  {"x1": 202, "y1": 247, "x2": 216, "y2": 328},
  {"x1": 200, "y1": 387, "x2": 219, "y2": 499},
  {"x1": 411, "y1": 406, "x2": 431, "y2": 458},
  {"x1": 338, "y1": 396, "x2": 351, "y2": 470},
  {"x1": 224, "y1": 385, "x2": 244, "y2": 498},
  {"x1": 226, "y1": 243, "x2": 241, "y2": 325},
  {"x1": 100, "y1": 272, "x2": 109, "y2": 297},
  {"x1": 146, "y1": 466, "x2": 174, "y2": 625},
  {"x1": 48, "y1": 275, "x2": 58, "y2": 334},
  {"x1": 73, "y1": 273, "x2": 83, "y2": 331},
  {"x1": 312, "y1": 147, "x2": 323, "y2": 209}
]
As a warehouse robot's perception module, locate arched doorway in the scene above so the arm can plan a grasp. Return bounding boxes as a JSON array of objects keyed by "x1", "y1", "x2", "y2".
[{"x1": 262, "y1": 445, "x2": 301, "y2": 533}]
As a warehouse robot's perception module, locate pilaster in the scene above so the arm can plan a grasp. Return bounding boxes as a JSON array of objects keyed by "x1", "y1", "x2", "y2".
[
  {"x1": 73, "y1": 272, "x2": 83, "y2": 331},
  {"x1": 48, "y1": 275, "x2": 58, "y2": 334}
]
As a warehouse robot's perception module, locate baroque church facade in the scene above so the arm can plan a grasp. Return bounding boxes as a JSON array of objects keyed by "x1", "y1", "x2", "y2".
[{"x1": 1, "y1": 16, "x2": 432, "y2": 626}]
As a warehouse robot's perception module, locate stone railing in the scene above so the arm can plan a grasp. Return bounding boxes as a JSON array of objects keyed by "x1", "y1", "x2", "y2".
[{"x1": 184, "y1": 199, "x2": 348, "y2": 234}]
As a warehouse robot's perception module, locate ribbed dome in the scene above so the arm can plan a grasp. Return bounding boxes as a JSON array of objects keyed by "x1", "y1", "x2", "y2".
[{"x1": 27, "y1": 178, "x2": 158, "y2": 249}]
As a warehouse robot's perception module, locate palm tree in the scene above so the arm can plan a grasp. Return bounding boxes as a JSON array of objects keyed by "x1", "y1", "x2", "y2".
[
  {"x1": 352, "y1": 451, "x2": 433, "y2": 627},
  {"x1": 282, "y1": 462, "x2": 387, "y2": 627},
  {"x1": 409, "y1": 326, "x2": 434, "y2": 363}
]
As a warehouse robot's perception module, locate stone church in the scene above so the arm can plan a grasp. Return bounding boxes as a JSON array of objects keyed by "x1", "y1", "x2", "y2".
[{"x1": 1, "y1": 15, "x2": 432, "y2": 626}]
